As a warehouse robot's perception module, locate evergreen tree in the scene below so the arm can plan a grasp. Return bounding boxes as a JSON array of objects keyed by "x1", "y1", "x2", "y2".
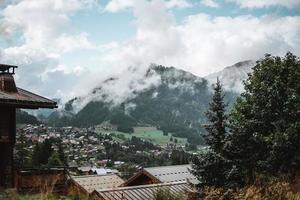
[
  {"x1": 39, "y1": 139, "x2": 54, "y2": 164},
  {"x1": 47, "y1": 152, "x2": 63, "y2": 166},
  {"x1": 31, "y1": 142, "x2": 41, "y2": 167},
  {"x1": 170, "y1": 149, "x2": 189, "y2": 165},
  {"x1": 226, "y1": 52, "x2": 300, "y2": 183},
  {"x1": 57, "y1": 139, "x2": 68, "y2": 166},
  {"x1": 192, "y1": 78, "x2": 230, "y2": 187},
  {"x1": 31, "y1": 139, "x2": 54, "y2": 167},
  {"x1": 191, "y1": 150, "x2": 228, "y2": 187},
  {"x1": 15, "y1": 131, "x2": 31, "y2": 167},
  {"x1": 204, "y1": 78, "x2": 228, "y2": 153}
]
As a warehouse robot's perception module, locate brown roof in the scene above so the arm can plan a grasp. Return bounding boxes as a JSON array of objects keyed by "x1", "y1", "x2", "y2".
[
  {"x1": 144, "y1": 164, "x2": 198, "y2": 184},
  {"x1": 92, "y1": 182, "x2": 191, "y2": 200},
  {"x1": 0, "y1": 64, "x2": 57, "y2": 109},
  {"x1": 0, "y1": 87, "x2": 57, "y2": 109},
  {"x1": 123, "y1": 164, "x2": 198, "y2": 186},
  {"x1": 71, "y1": 174, "x2": 124, "y2": 193}
]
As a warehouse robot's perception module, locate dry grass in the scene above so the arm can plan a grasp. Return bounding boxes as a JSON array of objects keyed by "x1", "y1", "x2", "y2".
[{"x1": 199, "y1": 175, "x2": 300, "y2": 200}]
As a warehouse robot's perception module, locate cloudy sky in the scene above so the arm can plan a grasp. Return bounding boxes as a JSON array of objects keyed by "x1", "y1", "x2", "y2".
[{"x1": 0, "y1": 0, "x2": 300, "y2": 102}]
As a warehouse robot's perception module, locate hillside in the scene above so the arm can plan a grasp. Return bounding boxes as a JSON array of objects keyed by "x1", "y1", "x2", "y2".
[
  {"x1": 47, "y1": 63, "x2": 251, "y2": 144},
  {"x1": 205, "y1": 60, "x2": 254, "y2": 92},
  {"x1": 16, "y1": 109, "x2": 39, "y2": 124}
]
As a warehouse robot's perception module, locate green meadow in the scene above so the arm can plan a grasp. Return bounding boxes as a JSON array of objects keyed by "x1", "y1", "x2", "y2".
[{"x1": 97, "y1": 127, "x2": 187, "y2": 146}]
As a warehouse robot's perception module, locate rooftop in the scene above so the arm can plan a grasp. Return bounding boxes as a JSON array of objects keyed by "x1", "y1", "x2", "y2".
[
  {"x1": 0, "y1": 87, "x2": 57, "y2": 109},
  {"x1": 71, "y1": 174, "x2": 124, "y2": 193},
  {"x1": 144, "y1": 164, "x2": 198, "y2": 184},
  {"x1": 0, "y1": 64, "x2": 57, "y2": 109},
  {"x1": 93, "y1": 181, "x2": 190, "y2": 200}
]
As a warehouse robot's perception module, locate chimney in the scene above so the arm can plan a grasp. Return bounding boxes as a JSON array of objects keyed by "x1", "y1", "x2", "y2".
[{"x1": 0, "y1": 64, "x2": 18, "y2": 93}]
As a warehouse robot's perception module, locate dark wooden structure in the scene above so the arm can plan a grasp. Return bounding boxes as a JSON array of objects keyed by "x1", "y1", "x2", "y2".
[
  {"x1": 0, "y1": 64, "x2": 57, "y2": 189},
  {"x1": 15, "y1": 168, "x2": 68, "y2": 195},
  {"x1": 122, "y1": 169, "x2": 159, "y2": 186}
]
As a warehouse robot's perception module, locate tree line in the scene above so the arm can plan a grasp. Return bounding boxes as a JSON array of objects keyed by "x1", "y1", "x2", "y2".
[
  {"x1": 192, "y1": 52, "x2": 300, "y2": 189},
  {"x1": 15, "y1": 136, "x2": 67, "y2": 168}
]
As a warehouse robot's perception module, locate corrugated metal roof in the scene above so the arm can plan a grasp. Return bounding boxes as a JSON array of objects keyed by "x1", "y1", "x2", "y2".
[
  {"x1": 144, "y1": 164, "x2": 198, "y2": 184},
  {"x1": 0, "y1": 87, "x2": 57, "y2": 108},
  {"x1": 72, "y1": 174, "x2": 124, "y2": 193},
  {"x1": 94, "y1": 182, "x2": 191, "y2": 200}
]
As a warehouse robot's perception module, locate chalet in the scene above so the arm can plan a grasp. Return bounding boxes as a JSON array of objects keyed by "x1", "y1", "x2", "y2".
[
  {"x1": 123, "y1": 164, "x2": 198, "y2": 186},
  {"x1": 69, "y1": 174, "x2": 124, "y2": 197},
  {"x1": 0, "y1": 64, "x2": 57, "y2": 189},
  {"x1": 91, "y1": 181, "x2": 191, "y2": 200}
]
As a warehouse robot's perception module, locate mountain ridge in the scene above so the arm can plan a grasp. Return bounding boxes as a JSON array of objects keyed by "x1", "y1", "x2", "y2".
[
  {"x1": 205, "y1": 60, "x2": 254, "y2": 92},
  {"x1": 45, "y1": 61, "x2": 253, "y2": 144}
]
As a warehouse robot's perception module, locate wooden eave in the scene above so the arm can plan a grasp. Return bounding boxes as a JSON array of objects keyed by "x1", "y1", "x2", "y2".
[{"x1": 122, "y1": 169, "x2": 161, "y2": 186}]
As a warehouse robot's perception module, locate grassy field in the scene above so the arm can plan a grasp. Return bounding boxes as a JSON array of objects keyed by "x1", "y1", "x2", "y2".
[{"x1": 97, "y1": 127, "x2": 187, "y2": 146}]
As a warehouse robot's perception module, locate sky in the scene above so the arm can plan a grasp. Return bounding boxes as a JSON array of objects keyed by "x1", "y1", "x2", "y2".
[{"x1": 0, "y1": 0, "x2": 300, "y2": 103}]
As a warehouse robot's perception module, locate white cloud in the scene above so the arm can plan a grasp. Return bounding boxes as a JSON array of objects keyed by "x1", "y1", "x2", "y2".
[
  {"x1": 1, "y1": 0, "x2": 300, "y2": 106},
  {"x1": 99, "y1": 1, "x2": 300, "y2": 78},
  {"x1": 165, "y1": 0, "x2": 192, "y2": 9},
  {"x1": 201, "y1": 0, "x2": 219, "y2": 8},
  {"x1": 1, "y1": 0, "x2": 95, "y2": 52},
  {"x1": 177, "y1": 14, "x2": 300, "y2": 75},
  {"x1": 227, "y1": 0, "x2": 300, "y2": 9},
  {"x1": 105, "y1": 0, "x2": 134, "y2": 12},
  {"x1": 0, "y1": 0, "x2": 96, "y2": 100},
  {"x1": 105, "y1": 0, "x2": 191, "y2": 12},
  {"x1": 70, "y1": 0, "x2": 300, "y2": 109}
]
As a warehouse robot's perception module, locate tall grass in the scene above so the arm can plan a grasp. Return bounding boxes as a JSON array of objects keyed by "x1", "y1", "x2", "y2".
[{"x1": 201, "y1": 175, "x2": 300, "y2": 200}]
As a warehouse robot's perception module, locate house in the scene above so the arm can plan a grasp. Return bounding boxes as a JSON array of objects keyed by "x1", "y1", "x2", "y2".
[
  {"x1": 0, "y1": 64, "x2": 56, "y2": 189},
  {"x1": 91, "y1": 181, "x2": 191, "y2": 200},
  {"x1": 68, "y1": 174, "x2": 124, "y2": 197},
  {"x1": 123, "y1": 164, "x2": 198, "y2": 186}
]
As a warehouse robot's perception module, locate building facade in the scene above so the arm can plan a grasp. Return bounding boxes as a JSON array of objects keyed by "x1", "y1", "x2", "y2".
[{"x1": 0, "y1": 64, "x2": 57, "y2": 189}]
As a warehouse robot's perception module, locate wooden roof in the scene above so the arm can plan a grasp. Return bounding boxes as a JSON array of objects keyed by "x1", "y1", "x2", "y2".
[
  {"x1": 0, "y1": 87, "x2": 57, "y2": 109},
  {"x1": 0, "y1": 64, "x2": 56, "y2": 109},
  {"x1": 144, "y1": 164, "x2": 198, "y2": 184},
  {"x1": 92, "y1": 182, "x2": 191, "y2": 200},
  {"x1": 71, "y1": 174, "x2": 124, "y2": 193},
  {"x1": 123, "y1": 164, "x2": 198, "y2": 186}
]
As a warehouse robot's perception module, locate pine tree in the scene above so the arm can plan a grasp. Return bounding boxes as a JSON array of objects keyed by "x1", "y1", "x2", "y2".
[
  {"x1": 204, "y1": 78, "x2": 228, "y2": 154},
  {"x1": 47, "y1": 152, "x2": 63, "y2": 167},
  {"x1": 57, "y1": 139, "x2": 67, "y2": 166},
  {"x1": 192, "y1": 78, "x2": 229, "y2": 188},
  {"x1": 15, "y1": 131, "x2": 31, "y2": 167},
  {"x1": 31, "y1": 139, "x2": 54, "y2": 167},
  {"x1": 31, "y1": 142, "x2": 41, "y2": 167}
]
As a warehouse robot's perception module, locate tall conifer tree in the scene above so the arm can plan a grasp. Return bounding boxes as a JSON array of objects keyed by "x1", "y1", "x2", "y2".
[
  {"x1": 192, "y1": 78, "x2": 229, "y2": 187},
  {"x1": 204, "y1": 77, "x2": 228, "y2": 153}
]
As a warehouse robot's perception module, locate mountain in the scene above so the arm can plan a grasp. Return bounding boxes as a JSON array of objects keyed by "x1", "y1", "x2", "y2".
[
  {"x1": 16, "y1": 109, "x2": 39, "y2": 124},
  {"x1": 205, "y1": 60, "x2": 254, "y2": 92},
  {"x1": 26, "y1": 98, "x2": 63, "y2": 119},
  {"x1": 47, "y1": 62, "x2": 253, "y2": 144}
]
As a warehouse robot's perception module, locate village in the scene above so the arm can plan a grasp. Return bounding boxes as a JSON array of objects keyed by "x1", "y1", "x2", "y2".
[
  {"x1": 16, "y1": 123, "x2": 194, "y2": 173},
  {"x1": 13, "y1": 124, "x2": 198, "y2": 199},
  {"x1": 1, "y1": 0, "x2": 299, "y2": 197}
]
